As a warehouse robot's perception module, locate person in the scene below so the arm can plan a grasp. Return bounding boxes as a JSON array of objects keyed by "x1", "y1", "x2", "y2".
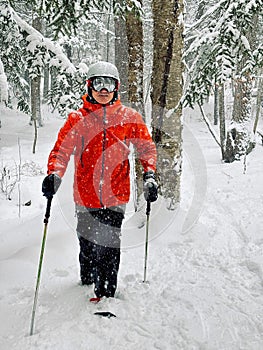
[{"x1": 42, "y1": 61, "x2": 158, "y2": 301}]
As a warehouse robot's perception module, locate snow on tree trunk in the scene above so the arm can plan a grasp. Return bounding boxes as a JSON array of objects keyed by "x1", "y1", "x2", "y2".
[
  {"x1": 224, "y1": 11, "x2": 259, "y2": 163},
  {"x1": 225, "y1": 73, "x2": 254, "y2": 162},
  {"x1": 151, "y1": 0, "x2": 184, "y2": 209}
]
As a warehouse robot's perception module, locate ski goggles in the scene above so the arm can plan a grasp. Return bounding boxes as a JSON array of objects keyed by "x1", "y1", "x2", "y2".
[{"x1": 90, "y1": 76, "x2": 117, "y2": 92}]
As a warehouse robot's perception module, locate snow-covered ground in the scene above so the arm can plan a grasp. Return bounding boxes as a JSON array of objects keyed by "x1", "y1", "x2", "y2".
[{"x1": 0, "y1": 104, "x2": 263, "y2": 350}]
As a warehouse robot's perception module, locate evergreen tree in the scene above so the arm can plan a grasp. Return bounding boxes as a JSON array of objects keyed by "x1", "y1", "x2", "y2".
[
  {"x1": 0, "y1": 1, "x2": 81, "y2": 115},
  {"x1": 0, "y1": 0, "x2": 143, "y2": 117},
  {"x1": 184, "y1": 0, "x2": 263, "y2": 161}
]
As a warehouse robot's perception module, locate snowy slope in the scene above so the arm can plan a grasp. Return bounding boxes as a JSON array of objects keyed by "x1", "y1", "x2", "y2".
[{"x1": 0, "y1": 105, "x2": 263, "y2": 350}]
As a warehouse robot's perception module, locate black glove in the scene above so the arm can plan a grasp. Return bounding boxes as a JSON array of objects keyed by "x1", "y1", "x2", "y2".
[
  {"x1": 42, "y1": 173, "x2": 61, "y2": 198},
  {"x1": 143, "y1": 171, "x2": 158, "y2": 202}
]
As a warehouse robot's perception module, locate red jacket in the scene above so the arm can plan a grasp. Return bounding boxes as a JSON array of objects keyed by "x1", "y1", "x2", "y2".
[{"x1": 47, "y1": 94, "x2": 157, "y2": 208}]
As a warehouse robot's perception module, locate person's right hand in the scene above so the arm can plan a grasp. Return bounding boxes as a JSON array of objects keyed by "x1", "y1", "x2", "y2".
[
  {"x1": 143, "y1": 171, "x2": 158, "y2": 202},
  {"x1": 42, "y1": 174, "x2": 61, "y2": 198}
]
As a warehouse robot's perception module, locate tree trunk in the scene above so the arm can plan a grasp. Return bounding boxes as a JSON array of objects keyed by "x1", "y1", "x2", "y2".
[
  {"x1": 126, "y1": 0, "x2": 144, "y2": 114},
  {"x1": 43, "y1": 66, "x2": 49, "y2": 102},
  {"x1": 115, "y1": 9, "x2": 129, "y2": 104},
  {"x1": 31, "y1": 76, "x2": 41, "y2": 153},
  {"x1": 151, "y1": 0, "x2": 184, "y2": 209},
  {"x1": 106, "y1": 4, "x2": 112, "y2": 62},
  {"x1": 125, "y1": 0, "x2": 144, "y2": 207},
  {"x1": 224, "y1": 13, "x2": 258, "y2": 162},
  {"x1": 253, "y1": 75, "x2": 263, "y2": 134},
  {"x1": 225, "y1": 70, "x2": 255, "y2": 162},
  {"x1": 218, "y1": 83, "x2": 226, "y2": 160},
  {"x1": 214, "y1": 80, "x2": 219, "y2": 125},
  {"x1": 30, "y1": 16, "x2": 42, "y2": 154}
]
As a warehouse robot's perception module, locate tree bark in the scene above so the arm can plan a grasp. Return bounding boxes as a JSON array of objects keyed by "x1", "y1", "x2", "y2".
[
  {"x1": 31, "y1": 76, "x2": 41, "y2": 153},
  {"x1": 115, "y1": 9, "x2": 129, "y2": 104},
  {"x1": 219, "y1": 83, "x2": 226, "y2": 160},
  {"x1": 126, "y1": 0, "x2": 144, "y2": 114},
  {"x1": 224, "y1": 13, "x2": 258, "y2": 162},
  {"x1": 125, "y1": 0, "x2": 144, "y2": 206},
  {"x1": 31, "y1": 16, "x2": 42, "y2": 153},
  {"x1": 214, "y1": 80, "x2": 219, "y2": 125},
  {"x1": 151, "y1": 0, "x2": 184, "y2": 209},
  {"x1": 253, "y1": 74, "x2": 263, "y2": 134},
  {"x1": 43, "y1": 66, "x2": 49, "y2": 102},
  {"x1": 224, "y1": 69, "x2": 255, "y2": 162}
]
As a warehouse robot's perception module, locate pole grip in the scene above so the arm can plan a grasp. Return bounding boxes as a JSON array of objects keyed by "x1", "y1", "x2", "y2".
[
  {"x1": 146, "y1": 200, "x2": 151, "y2": 216},
  {"x1": 44, "y1": 196, "x2": 52, "y2": 224}
]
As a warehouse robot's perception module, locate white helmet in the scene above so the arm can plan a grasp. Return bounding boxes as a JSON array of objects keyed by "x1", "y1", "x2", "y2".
[{"x1": 87, "y1": 61, "x2": 119, "y2": 81}]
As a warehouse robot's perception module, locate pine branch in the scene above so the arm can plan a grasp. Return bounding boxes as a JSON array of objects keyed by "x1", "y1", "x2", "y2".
[{"x1": 183, "y1": 0, "x2": 262, "y2": 107}]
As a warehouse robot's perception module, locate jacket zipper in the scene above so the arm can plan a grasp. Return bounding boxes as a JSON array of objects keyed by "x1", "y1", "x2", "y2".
[
  {"x1": 80, "y1": 136, "x2": 85, "y2": 167},
  {"x1": 99, "y1": 106, "x2": 107, "y2": 206}
]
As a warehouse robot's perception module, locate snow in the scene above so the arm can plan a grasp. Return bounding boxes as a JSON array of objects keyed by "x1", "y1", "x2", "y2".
[
  {"x1": 0, "y1": 59, "x2": 8, "y2": 103},
  {"x1": 1, "y1": 103, "x2": 263, "y2": 349},
  {"x1": 240, "y1": 35, "x2": 250, "y2": 51},
  {"x1": 6, "y1": 5, "x2": 76, "y2": 74}
]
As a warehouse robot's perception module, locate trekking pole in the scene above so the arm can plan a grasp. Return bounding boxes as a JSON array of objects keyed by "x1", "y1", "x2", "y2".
[
  {"x1": 143, "y1": 200, "x2": 151, "y2": 283},
  {"x1": 30, "y1": 196, "x2": 52, "y2": 336}
]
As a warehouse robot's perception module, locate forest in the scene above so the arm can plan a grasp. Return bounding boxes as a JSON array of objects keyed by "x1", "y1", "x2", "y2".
[
  {"x1": 0, "y1": 0, "x2": 262, "y2": 208},
  {"x1": 1, "y1": 1, "x2": 263, "y2": 349}
]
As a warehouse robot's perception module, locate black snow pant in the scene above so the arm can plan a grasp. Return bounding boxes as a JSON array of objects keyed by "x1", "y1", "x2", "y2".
[{"x1": 76, "y1": 207, "x2": 124, "y2": 298}]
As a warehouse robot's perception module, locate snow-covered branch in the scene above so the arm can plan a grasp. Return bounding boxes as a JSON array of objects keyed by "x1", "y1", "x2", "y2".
[
  {"x1": 183, "y1": 0, "x2": 263, "y2": 107},
  {"x1": 8, "y1": 6, "x2": 76, "y2": 74}
]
